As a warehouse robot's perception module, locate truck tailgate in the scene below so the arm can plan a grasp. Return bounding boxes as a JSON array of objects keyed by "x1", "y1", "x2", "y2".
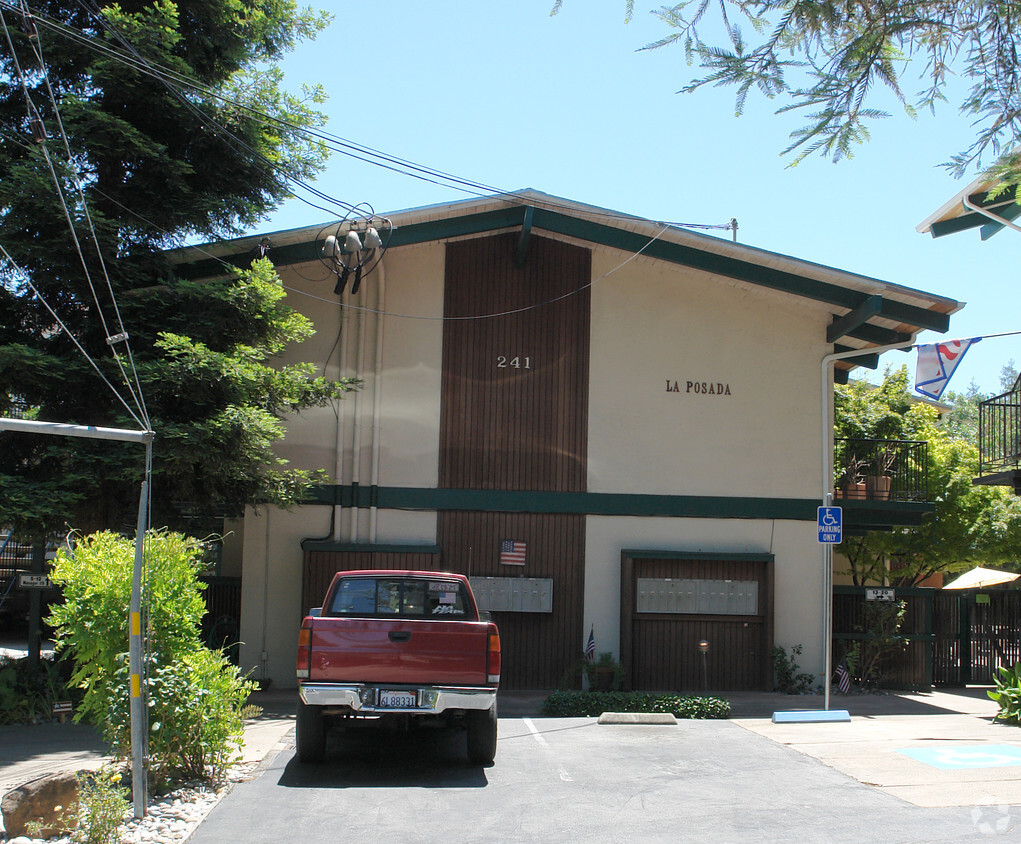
[{"x1": 308, "y1": 618, "x2": 491, "y2": 685}]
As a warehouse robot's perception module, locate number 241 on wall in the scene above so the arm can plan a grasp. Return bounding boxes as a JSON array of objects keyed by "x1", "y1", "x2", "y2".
[{"x1": 496, "y1": 356, "x2": 531, "y2": 370}]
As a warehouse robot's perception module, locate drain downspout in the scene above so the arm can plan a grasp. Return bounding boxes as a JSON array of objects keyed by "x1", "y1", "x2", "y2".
[
  {"x1": 369, "y1": 260, "x2": 386, "y2": 541},
  {"x1": 350, "y1": 284, "x2": 369, "y2": 542},
  {"x1": 332, "y1": 302, "x2": 350, "y2": 542}
]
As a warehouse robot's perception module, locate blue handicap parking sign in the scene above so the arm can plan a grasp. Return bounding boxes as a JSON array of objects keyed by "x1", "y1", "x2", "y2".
[{"x1": 817, "y1": 506, "x2": 842, "y2": 543}]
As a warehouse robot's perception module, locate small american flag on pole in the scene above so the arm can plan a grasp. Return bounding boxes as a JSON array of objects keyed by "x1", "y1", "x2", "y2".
[
  {"x1": 585, "y1": 626, "x2": 595, "y2": 661},
  {"x1": 499, "y1": 539, "x2": 526, "y2": 566},
  {"x1": 835, "y1": 657, "x2": 852, "y2": 694}
]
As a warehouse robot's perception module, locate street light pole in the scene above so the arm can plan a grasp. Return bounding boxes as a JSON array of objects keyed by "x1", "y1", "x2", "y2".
[{"x1": 0, "y1": 418, "x2": 154, "y2": 816}]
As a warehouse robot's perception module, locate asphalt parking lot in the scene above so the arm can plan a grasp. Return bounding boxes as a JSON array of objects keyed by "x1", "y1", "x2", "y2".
[{"x1": 187, "y1": 696, "x2": 1021, "y2": 844}]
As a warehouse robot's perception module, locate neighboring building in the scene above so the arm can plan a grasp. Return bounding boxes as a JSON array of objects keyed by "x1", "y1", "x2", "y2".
[
  {"x1": 917, "y1": 171, "x2": 1021, "y2": 241},
  {"x1": 176, "y1": 191, "x2": 962, "y2": 691}
]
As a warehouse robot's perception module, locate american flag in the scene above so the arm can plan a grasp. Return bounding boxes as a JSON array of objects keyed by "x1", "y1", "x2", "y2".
[
  {"x1": 585, "y1": 626, "x2": 595, "y2": 661},
  {"x1": 835, "y1": 657, "x2": 852, "y2": 694},
  {"x1": 499, "y1": 539, "x2": 526, "y2": 566}
]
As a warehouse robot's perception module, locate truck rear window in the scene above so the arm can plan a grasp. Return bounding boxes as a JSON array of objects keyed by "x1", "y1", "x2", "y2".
[{"x1": 327, "y1": 577, "x2": 471, "y2": 618}]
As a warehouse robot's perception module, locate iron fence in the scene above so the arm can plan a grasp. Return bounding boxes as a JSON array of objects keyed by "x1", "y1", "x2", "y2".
[
  {"x1": 977, "y1": 388, "x2": 1021, "y2": 477},
  {"x1": 834, "y1": 438, "x2": 929, "y2": 502}
]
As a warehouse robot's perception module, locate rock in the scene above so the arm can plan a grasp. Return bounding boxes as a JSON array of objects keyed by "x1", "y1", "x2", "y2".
[{"x1": 1, "y1": 771, "x2": 79, "y2": 838}]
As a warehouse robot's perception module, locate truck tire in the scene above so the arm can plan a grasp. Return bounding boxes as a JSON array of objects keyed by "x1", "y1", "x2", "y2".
[
  {"x1": 296, "y1": 698, "x2": 326, "y2": 763},
  {"x1": 466, "y1": 702, "x2": 497, "y2": 765}
]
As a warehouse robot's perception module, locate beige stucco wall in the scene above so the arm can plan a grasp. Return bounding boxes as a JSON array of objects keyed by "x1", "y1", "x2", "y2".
[
  {"x1": 271, "y1": 243, "x2": 446, "y2": 492},
  {"x1": 587, "y1": 250, "x2": 825, "y2": 498}
]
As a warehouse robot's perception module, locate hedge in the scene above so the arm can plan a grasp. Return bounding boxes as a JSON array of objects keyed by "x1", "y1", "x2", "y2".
[{"x1": 540, "y1": 690, "x2": 730, "y2": 719}]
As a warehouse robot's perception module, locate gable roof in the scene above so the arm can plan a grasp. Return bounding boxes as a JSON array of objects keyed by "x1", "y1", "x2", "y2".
[{"x1": 172, "y1": 190, "x2": 962, "y2": 379}]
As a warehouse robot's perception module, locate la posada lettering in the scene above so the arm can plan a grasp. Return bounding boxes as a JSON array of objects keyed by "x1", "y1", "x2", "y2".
[{"x1": 664, "y1": 380, "x2": 732, "y2": 396}]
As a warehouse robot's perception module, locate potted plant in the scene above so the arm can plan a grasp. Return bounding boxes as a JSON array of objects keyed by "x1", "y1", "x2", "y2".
[
  {"x1": 585, "y1": 651, "x2": 624, "y2": 691},
  {"x1": 866, "y1": 446, "x2": 898, "y2": 501},
  {"x1": 837, "y1": 455, "x2": 868, "y2": 499}
]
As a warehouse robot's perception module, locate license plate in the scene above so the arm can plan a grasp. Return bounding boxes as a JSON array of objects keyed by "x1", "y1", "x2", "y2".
[{"x1": 378, "y1": 689, "x2": 417, "y2": 708}]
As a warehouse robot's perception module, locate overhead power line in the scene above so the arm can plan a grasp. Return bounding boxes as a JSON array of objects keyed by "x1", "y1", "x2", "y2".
[{"x1": 5, "y1": 0, "x2": 737, "y2": 236}]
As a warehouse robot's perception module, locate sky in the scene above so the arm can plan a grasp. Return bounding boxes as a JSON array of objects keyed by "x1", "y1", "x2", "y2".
[{"x1": 257, "y1": 0, "x2": 1021, "y2": 398}]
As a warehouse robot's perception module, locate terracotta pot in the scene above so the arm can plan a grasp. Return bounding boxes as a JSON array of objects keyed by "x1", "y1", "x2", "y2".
[{"x1": 866, "y1": 475, "x2": 891, "y2": 500}]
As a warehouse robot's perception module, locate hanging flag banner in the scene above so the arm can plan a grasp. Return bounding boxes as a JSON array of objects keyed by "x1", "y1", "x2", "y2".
[{"x1": 915, "y1": 338, "x2": 980, "y2": 400}]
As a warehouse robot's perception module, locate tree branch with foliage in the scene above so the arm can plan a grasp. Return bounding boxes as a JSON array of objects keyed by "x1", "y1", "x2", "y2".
[
  {"x1": 835, "y1": 366, "x2": 1021, "y2": 586},
  {"x1": 556, "y1": 1, "x2": 1021, "y2": 185},
  {"x1": 0, "y1": 1, "x2": 350, "y2": 537}
]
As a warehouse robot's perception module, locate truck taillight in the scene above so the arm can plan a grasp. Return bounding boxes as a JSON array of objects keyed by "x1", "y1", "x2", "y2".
[
  {"x1": 486, "y1": 624, "x2": 501, "y2": 684},
  {"x1": 296, "y1": 618, "x2": 312, "y2": 680}
]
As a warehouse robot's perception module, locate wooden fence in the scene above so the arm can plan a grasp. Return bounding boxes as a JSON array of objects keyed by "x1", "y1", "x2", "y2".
[{"x1": 834, "y1": 585, "x2": 1021, "y2": 688}]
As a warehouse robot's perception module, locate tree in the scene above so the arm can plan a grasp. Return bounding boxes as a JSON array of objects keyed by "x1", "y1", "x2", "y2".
[
  {"x1": 835, "y1": 366, "x2": 1021, "y2": 585},
  {"x1": 0, "y1": 1, "x2": 349, "y2": 536},
  {"x1": 555, "y1": 1, "x2": 1021, "y2": 183},
  {"x1": 48, "y1": 530, "x2": 257, "y2": 785}
]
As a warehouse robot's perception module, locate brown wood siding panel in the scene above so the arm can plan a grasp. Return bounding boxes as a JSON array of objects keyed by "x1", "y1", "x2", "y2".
[
  {"x1": 440, "y1": 233, "x2": 590, "y2": 492},
  {"x1": 301, "y1": 550, "x2": 443, "y2": 617},
  {"x1": 438, "y1": 511, "x2": 585, "y2": 690},
  {"x1": 624, "y1": 555, "x2": 773, "y2": 692}
]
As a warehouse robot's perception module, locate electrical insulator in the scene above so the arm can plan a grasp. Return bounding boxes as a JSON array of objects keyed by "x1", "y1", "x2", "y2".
[{"x1": 30, "y1": 117, "x2": 47, "y2": 144}]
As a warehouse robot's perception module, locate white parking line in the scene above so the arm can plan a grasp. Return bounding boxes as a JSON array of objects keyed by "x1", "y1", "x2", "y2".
[{"x1": 523, "y1": 717, "x2": 573, "y2": 782}]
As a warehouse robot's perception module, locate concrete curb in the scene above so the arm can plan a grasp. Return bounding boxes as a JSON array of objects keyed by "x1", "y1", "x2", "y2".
[{"x1": 597, "y1": 712, "x2": 677, "y2": 725}]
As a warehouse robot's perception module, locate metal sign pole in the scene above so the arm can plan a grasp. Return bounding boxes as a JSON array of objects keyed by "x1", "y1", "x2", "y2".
[
  {"x1": 820, "y1": 342, "x2": 912, "y2": 711},
  {"x1": 129, "y1": 452, "x2": 150, "y2": 818}
]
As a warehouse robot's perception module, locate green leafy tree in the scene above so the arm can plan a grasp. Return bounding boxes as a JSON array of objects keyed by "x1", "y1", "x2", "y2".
[
  {"x1": 48, "y1": 530, "x2": 256, "y2": 786},
  {"x1": 555, "y1": 1, "x2": 1021, "y2": 183},
  {"x1": 0, "y1": 1, "x2": 348, "y2": 536},
  {"x1": 835, "y1": 366, "x2": 1021, "y2": 585}
]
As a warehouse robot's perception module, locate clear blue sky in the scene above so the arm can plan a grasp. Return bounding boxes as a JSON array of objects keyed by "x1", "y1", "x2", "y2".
[{"x1": 259, "y1": 0, "x2": 1020, "y2": 397}]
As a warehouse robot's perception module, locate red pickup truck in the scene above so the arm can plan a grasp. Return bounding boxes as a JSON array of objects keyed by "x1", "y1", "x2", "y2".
[{"x1": 296, "y1": 569, "x2": 501, "y2": 764}]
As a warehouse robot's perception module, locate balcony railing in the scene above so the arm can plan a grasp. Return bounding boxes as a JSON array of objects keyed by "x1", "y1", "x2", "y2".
[
  {"x1": 977, "y1": 388, "x2": 1021, "y2": 479},
  {"x1": 834, "y1": 438, "x2": 929, "y2": 503}
]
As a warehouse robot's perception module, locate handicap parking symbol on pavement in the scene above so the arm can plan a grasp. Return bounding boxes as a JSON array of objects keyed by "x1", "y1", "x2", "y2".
[{"x1": 897, "y1": 745, "x2": 1021, "y2": 770}]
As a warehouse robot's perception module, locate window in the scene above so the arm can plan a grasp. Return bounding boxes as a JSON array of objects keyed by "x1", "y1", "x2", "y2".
[{"x1": 327, "y1": 577, "x2": 470, "y2": 618}]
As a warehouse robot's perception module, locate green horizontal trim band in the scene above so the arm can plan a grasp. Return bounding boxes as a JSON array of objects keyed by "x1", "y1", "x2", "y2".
[
  {"x1": 309, "y1": 485, "x2": 822, "y2": 520},
  {"x1": 176, "y1": 206, "x2": 951, "y2": 334},
  {"x1": 299, "y1": 540, "x2": 442, "y2": 554},
  {"x1": 623, "y1": 549, "x2": 773, "y2": 562}
]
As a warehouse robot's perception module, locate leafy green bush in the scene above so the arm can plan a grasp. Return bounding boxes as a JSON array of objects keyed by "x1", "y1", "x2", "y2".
[
  {"x1": 772, "y1": 644, "x2": 816, "y2": 694},
  {"x1": 73, "y1": 767, "x2": 130, "y2": 844},
  {"x1": 541, "y1": 690, "x2": 730, "y2": 719},
  {"x1": 29, "y1": 765, "x2": 131, "y2": 844},
  {"x1": 48, "y1": 530, "x2": 256, "y2": 787},
  {"x1": 989, "y1": 662, "x2": 1021, "y2": 724}
]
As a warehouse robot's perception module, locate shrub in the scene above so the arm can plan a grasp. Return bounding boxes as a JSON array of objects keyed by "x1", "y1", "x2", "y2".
[
  {"x1": 772, "y1": 645, "x2": 816, "y2": 694},
  {"x1": 72, "y1": 767, "x2": 130, "y2": 844},
  {"x1": 846, "y1": 600, "x2": 908, "y2": 688},
  {"x1": 989, "y1": 662, "x2": 1021, "y2": 725},
  {"x1": 47, "y1": 529, "x2": 256, "y2": 787},
  {"x1": 541, "y1": 690, "x2": 730, "y2": 719}
]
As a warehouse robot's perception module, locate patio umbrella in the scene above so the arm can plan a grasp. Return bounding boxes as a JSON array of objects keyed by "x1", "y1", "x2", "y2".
[{"x1": 943, "y1": 566, "x2": 1021, "y2": 590}]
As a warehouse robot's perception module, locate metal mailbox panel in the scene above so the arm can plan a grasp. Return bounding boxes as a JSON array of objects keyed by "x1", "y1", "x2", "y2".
[
  {"x1": 637, "y1": 578, "x2": 757, "y2": 615},
  {"x1": 469, "y1": 576, "x2": 553, "y2": 613}
]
